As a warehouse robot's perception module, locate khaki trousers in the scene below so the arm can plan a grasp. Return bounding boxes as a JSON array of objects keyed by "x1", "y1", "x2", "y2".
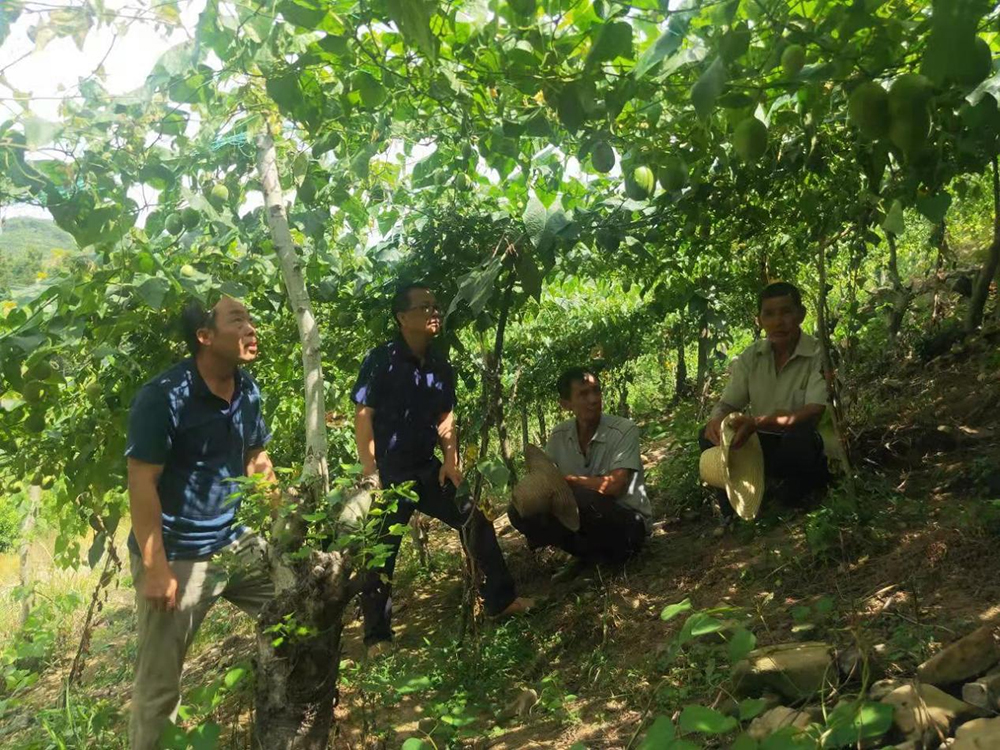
[{"x1": 129, "y1": 534, "x2": 273, "y2": 749}]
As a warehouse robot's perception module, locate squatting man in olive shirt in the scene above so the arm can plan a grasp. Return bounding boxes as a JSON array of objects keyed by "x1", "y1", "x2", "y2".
[{"x1": 699, "y1": 282, "x2": 832, "y2": 523}]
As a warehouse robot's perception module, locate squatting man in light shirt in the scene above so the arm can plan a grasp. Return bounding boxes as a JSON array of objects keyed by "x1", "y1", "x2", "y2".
[
  {"x1": 508, "y1": 366, "x2": 652, "y2": 577},
  {"x1": 698, "y1": 281, "x2": 832, "y2": 525}
]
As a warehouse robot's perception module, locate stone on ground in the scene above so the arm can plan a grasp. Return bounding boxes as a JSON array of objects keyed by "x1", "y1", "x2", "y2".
[
  {"x1": 732, "y1": 642, "x2": 838, "y2": 702},
  {"x1": 747, "y1": 706, "x2": 814, "y2": 740},
  {"x1": 962, "y1": 668, "x2": 1000, "y2": 711},
  {"x1": 917, "y1": 625, "x2": 1000, "y2": 686},
  {"x1": 881, "y1": 683, "x2": 981, "y2": 745},
  {"x1": 953, "y1": 717, "x2": 1000, "y2": 749}
]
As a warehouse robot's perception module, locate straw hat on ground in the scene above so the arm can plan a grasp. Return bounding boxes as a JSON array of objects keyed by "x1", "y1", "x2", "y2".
[
  {"x1": 511, "y1": 444, "x2": 581, "y2": 531},
  {"x1": 699, "y1": 412, "x2": 765, "y2": 521}
]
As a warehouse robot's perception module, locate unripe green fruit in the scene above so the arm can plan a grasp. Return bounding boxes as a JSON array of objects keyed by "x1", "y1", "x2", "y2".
[
  {"x1": 181, "y1": 207, "x2": 201, "y2": 230},
  {"x1": 720, "y1": 24, "x2": 751, "y2": 63},
  {"x1": 733, "y1": 117, "x2": 769, "y2": 161},
  {"x1": 462, "y1": 142, "x2": 477, "y2": 161},
  {"x1": 596, "y1": 228, "x2": 620, "y2": 253},
  {"x1": 659, "y1": 157, "x2": 688, "y2": 192},
  {"x1": 25, "y1": 412, "x2": 46, "y2": 433},
  {"x1": 23, "y1": 381, "x2": 45, "y2": 404},
  {"x1": 889, "y1": 109, "x2": 931, "y2": 159},
  {"x1": 455, "y1": 173, "x2": 471, "y2": 190},
  {"x1": 626, "y1": 166, "x2": 656, "y2": 200},
  {"x1": 29, "y1": 359, "x2": 54, "y2": 381},
  {"x1": 85, "y1": 381, "x2": 101, "y2": 399},
  {"x1": 889, "y1": 74, "x2": 933, "y2": 117},
  {"x1": 40, "y1": 475, "x2": 55, "y2": 490},
  {"x1": 165, "y1": 213, "x2": 184, "y2": 236},
  {"x1": 180, "y1": 264, "x2": 197, "y2": 278},
  {"x1": 210, "y1": 184, "x2": 229, "y2": 204},
  {"x1": 591, "y1": 141, "x2": 615, "y2": 173},
  {"x1": 781, "y1": 44, "x2": 806, "y2": 78},
  {"x1": 958, "y1": 37, "x2": 993, "y2": 86},
  {"x1": 848, "y1": 81, "x2": 890, "y2": 140}
]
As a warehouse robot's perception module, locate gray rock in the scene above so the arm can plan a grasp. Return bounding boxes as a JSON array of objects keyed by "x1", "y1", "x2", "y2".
[
  {"x1": 881, "y1": 683, "x2": 981, "y2": 745},
  {"x1": 952, "y1": 717, "x2": 1000, "y2": 749},
  {"x1": 732, "y1": 642, "x2": 838, "y2": 702},
  {"x1": 870, "y1": 678, "x2": 907, "y2": 701},
  {"x1": 962, "y1": 668, "x2": 1000, "y2": 711},
  {"x1": 917, "y1": 625, "x2": 1000, "y2": 687},
  {"x1": 747, "y1": 706, "x2": 814, "y2": 741}
]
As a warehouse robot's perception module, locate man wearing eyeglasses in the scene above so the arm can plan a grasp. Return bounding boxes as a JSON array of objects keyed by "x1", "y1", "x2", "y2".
[{"x1": 352, "y1": 283, "x2": 533, "y2": 656}]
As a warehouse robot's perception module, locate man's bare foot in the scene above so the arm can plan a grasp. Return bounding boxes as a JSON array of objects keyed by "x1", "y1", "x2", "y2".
[{"x1": 494, "y1": 596, "x2": 536, "y2": 619}]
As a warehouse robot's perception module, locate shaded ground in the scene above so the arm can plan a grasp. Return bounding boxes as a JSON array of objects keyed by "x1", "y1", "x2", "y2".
[{"x1": 3, "y1": 332, "x2": 1000, "y2": 748}]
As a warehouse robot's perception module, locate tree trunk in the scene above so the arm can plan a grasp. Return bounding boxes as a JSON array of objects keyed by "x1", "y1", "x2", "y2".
[
  {"x1": 490, "y1": 275, "x2": 517, "y2": 484},
  {"x1": 932, "y1": 221, "x2": 948, "y2": 325},
  {"x1": 255, "y1": 131, "x2": 348, "y2": 750},
  {"x1": 885, "y1": 232, "x2": 911, "y2": 343},
  {"x1": 696, "y1": 308, "x2": 710, "y2": 402},
  {"x1": 675, "y1": 336, "x2": 689, "y2": 400},
  {"x1": 536, "y1": 404, "x2": 547, "y2": 445},
  {"x1": 18, "y1": 486, "x2": 40, "y2": 627},
  {"x1": 520, "y1": 405, "x2": 530, "y2": 449},
  {"x1": 966, "y1": 156, "x2": 1000, "y2": 333}
]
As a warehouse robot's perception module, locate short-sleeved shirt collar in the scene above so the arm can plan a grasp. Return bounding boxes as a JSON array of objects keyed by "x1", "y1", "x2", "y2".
[{"x1": 753, "y1": 330, "x2": 820, "y2": 366}]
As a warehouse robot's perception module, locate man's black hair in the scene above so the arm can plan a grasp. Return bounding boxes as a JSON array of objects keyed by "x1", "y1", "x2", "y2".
[
  {"x1": 391, "y1": 282, "x2": 432, "y2": 327},
  {"x1": 556, "y1": 367, "x2": 600, "y2": 400},
  {"x1": 758, "y1": 281, "x2": 804, "y2": 312},
  {"x1": 181, "y1": 298, "x2": 216, "y2": 356}
]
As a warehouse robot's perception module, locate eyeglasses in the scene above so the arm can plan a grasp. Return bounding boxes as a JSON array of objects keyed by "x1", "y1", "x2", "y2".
[{"x1": 408, "y1": 303, "x2": 442, "y2": 315}]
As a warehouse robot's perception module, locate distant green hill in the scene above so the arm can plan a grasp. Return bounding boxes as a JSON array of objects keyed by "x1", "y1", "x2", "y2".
[{"x1": 0, "y1": 216, "x2": 78, "y2": 293}]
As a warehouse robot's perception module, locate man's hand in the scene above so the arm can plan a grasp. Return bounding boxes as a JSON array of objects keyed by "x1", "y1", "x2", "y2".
[
  {"x1": 705, "y1": 416, "x2": 725, "y2": 446},
  {"x1": 730, "y1": 414, "x2": 758, "y2": 449},
  {"x1": 142, "y1": 561, "x2": 179, "y2": 612},
  {"x1": 439, "y1": 461, "x2": 463, "y2": 488}
]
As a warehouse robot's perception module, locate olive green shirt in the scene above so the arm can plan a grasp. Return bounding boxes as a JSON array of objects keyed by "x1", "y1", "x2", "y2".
[
  {"x1": 711, "y1": 331, "x2": 828, "y2": 420},
  {"x1": 545, "y1": 413, "x2": 652, "y2": 529}
]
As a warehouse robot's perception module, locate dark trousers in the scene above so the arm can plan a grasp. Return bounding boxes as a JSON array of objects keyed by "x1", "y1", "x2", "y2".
[
  {"x1": 362, "y1": 460, "x2": 516, "y2": 645},
  {"x1": 507, "y1": 486, "x2": 647, "y2": 564},
  {"x1": 697, "y1": 424, "x2": 830, "y2": 517}
]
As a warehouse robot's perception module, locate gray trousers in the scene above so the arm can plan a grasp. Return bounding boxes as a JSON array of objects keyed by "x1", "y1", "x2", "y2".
[{"x1": 129, "y1": 534, "x2": 273, "y2": 749}]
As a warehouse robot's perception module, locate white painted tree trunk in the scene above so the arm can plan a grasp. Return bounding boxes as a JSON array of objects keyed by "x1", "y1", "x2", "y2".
[{"x1": 18, "y1": 485, "x2": 40, "y2": 627}]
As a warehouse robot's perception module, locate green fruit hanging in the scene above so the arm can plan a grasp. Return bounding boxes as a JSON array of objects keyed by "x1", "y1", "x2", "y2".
[
  {"x1": 888, "y1": 74, "x2": 933, "y2": 158},
  {"x1": 591, "y1": 141, "x2": 616, "y2": 173},
  {"x1": 626, "y1": 166, "x2": 656, "y2": 200},
  {"x1": 848, "y1": 81, "x2": 890, "y2": 140},
  {"x1": 733, "y1": 118, "x2": 769, "y2": 161},
  {"x1": 25, "y1": 412, "x2": 46, "y2": 433},
  {"x1": 659, "y1": 157, "x2": 688, "y2": 192},
  {"x1": 210, "y1": 184, "x2": 229, "y2": 205},
  {"x1": 165, "y1": 213, "x2": 184, "y2": 236},
  {"x1": 781, "y1": 44, "x2": 806, "y2": 78},
  {"x1": 181, "y1": 207, "x2": 201, "y2": 230}
]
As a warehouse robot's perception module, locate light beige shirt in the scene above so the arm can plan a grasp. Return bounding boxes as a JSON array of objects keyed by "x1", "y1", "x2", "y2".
[
  {"x1": 711, "y1": 331, "x2": 828, "y2": 420},
  {"x1": 545, "y1": 413, "x2": 651, "y2": 527}
]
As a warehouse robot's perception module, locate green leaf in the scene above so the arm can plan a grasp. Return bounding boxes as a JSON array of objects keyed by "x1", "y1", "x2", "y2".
[
  {"x1": 516, "y1": 251, "x2": 544, "y2": 301},
  {"x1": 24, "y1": 117, "x2": 61, "y2": 149},
  {"x1": 821, "y1": 701, "x2": 893, "y2": 748},
  {"x1": 915, "y1": 192, "x2": 952, "y2": 224},
  {"x1": 522, "y1": 194, "x2": 570, "y2": 252},
  {"x1": 135, "y1": 275, "x2": 171, "y2": 311},
  {"x1": 396, "y1": 675, "x2": 433, "y2": 695},
  {"x1": 189, "y1": 722, "x2": 221, "y2": 750},
  {"x1": 386, "y1": 0, "x2": 439, "y2": 61},
  {"x1": 732, "y1": 735, "x2": 759, "y2": 750},
  {"x1": 586, "y1": 21, "x2": 633, "y2": 67},
  {"x1": 729, "y1": 627, "x2": 757, "y2": 663},
  {"x1": 87, "y1": 531, "x2": 106, "y2": 569},
  {"x1": 401, "y1": 738, "x2": 431, "y2": 750},
  {"x1": 224, "y1": 666, "x2": 248, "y2": 689},
  {"x1": 692, "y1": 57, "x2": 727, "y2": 118},
  {"x1": 739, "y1": 698, "x2": 768, "y2": 721},
  {"x1": 638, "y1": 716, "x2": 675, "y2": 749},
  {"x1": 634, "y1": 12, "x2": 692, "y2": 79},
  {"x1": 685, "y1": 612, "x2": 726, "y2": 637},
  {"x1": 679, "y1": 705, "x2": 739, "y2": 735},
  {"x1": 477, "y1": 458, "x2": 510, "y2": 488},
  {"x1": 660, "y1": 598, "x2": 693, "y2": 622},
  {"x1": 882, "y1": 199, "x2": 905, "y2": 236},
  {"x1": 761, "y1": 726, "x2": 815, "y2": 750}
]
